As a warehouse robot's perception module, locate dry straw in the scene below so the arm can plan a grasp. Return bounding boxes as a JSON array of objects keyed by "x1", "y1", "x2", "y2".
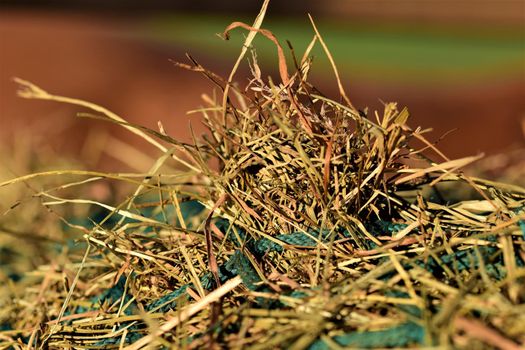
[{"x1": 1, "y1": 2, "x2": 524, "y2": 349}]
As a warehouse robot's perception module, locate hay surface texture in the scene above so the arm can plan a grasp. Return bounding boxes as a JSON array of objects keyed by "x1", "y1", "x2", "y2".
[{"x1": 1, "y1": 4, "x2": 525, "y2": 350}]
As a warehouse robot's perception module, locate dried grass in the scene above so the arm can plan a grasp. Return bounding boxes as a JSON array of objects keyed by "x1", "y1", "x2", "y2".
[{"x1": 1, "y1": 2, "x2": 524, "y2": 349}]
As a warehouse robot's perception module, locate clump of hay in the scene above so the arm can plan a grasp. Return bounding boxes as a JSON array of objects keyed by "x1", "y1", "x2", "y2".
[{"x1": 1, "y1": 2, "x2": 525, "y2": 349}]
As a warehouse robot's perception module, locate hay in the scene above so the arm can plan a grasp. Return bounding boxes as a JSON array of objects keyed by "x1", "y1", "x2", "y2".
[{"x1": 1, "y1": 3, "x2": 524, "y2": 349}]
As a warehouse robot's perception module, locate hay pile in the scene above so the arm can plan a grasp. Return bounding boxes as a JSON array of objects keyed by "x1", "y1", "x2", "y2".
[{"x1": 1, "y1": 3, "x2": 524, "y2": 349}]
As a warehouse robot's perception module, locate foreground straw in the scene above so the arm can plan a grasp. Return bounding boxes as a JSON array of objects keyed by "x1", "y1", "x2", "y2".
[{"x1": 1, "y1": 1, "x2": 524, "y2": 349}]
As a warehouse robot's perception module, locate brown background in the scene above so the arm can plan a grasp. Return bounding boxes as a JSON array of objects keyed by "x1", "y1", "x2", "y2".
[{"x1": 1, "y1": 3, "x2": 524, "y2": 172}]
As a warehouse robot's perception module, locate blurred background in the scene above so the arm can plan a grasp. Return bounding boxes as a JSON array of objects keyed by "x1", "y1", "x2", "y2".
[{"x1": 0, "y1": 0, "x2": 524, "y2": 172}]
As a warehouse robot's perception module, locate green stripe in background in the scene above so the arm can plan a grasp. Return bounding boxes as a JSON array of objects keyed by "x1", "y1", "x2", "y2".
[{"x1": 143, "y1": 14, "x2": 525, "y2": 84}]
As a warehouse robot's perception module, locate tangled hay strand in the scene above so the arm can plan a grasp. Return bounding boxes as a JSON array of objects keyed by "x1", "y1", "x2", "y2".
[{"x1": 1, "y1": 5, "x2": 525, "y2": 350}]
